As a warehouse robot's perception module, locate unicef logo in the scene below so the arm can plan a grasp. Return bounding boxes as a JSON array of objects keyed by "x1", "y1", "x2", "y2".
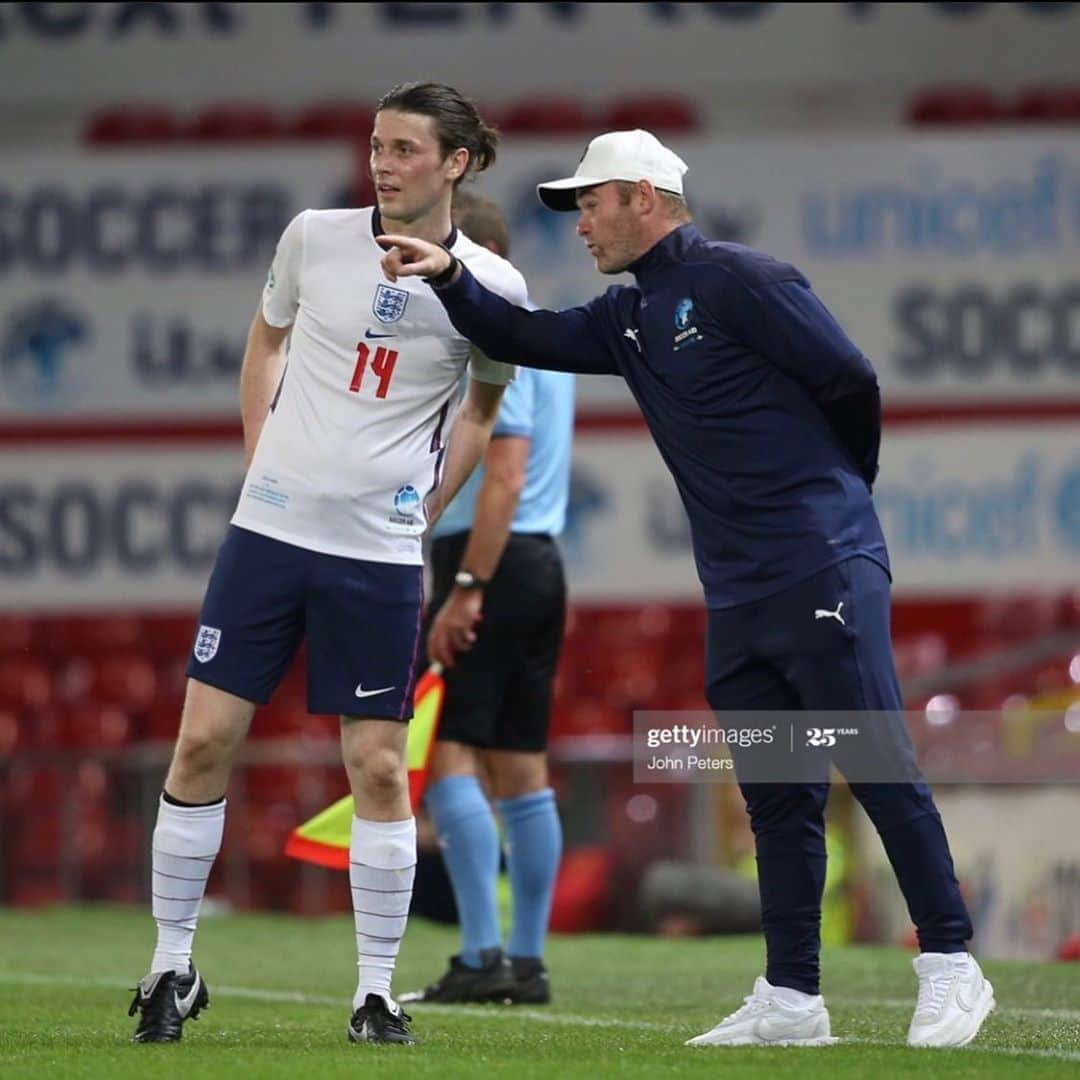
[
  {"x1": 674, "y1": 298, "x2": 694, "y2": 331},
  {"x1": 393, "y1": 485, "x2": 422, "y2": 518},
  {"x1": 1055, "y1": 466, "x2": 1080, "y2": 551},
  {"x1": 1, "y1": 298, "x2": 91, "y2": 407}
]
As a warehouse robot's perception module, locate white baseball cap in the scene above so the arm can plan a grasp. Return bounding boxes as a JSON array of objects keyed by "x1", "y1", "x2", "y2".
[{"x1": 537, "y1": 129, "x2": 689, "y2": 212}]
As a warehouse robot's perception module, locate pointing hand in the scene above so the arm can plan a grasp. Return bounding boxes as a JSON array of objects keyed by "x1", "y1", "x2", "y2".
[{"x1": 377, "y1": 234, "x2": 453, "y2": 284}]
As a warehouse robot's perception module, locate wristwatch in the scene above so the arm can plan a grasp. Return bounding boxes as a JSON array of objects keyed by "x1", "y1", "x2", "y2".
[
  {"x1": 454, "y1": 570, "x2": 488, "y2": 590},
  {"x1": 424, "y1": 245, "x2": 460, "y2": 289}
]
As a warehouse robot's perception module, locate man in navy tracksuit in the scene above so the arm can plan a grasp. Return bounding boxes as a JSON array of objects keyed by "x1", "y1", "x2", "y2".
[{"x1": 378, "y1": 129, "x2": 995, "y2": 1050}]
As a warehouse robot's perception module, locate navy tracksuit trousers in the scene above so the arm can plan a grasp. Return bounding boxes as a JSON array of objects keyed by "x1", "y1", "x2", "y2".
[{"x1": 705, "y1": 555, "x2": 973, "y2": 995}]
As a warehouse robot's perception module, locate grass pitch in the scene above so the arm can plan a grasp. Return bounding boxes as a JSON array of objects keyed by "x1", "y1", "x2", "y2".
[{"x1": 1, "y1": 906, "x2": 1078, "y2": 1077}]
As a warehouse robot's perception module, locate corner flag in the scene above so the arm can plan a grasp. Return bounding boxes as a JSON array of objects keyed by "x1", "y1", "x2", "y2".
[{"x1": 284, "y1": 663, "x2": 446, "y2": 870}]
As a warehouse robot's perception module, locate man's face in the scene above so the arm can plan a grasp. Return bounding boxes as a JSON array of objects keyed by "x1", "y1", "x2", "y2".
[
  {"x1": 574, "y1": 182, "x2": 642, "y2": 275},
  {"x1": 370, "y1": 109, "x2": 460, "y2": 223}
]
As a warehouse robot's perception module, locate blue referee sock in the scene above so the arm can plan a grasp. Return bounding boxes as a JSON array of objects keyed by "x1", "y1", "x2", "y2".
[
  {"x1": 425, "y1": 775, "x2": 501, "y2": 968},
  {"x1": 497, "y1": 788, "x2": 562, "y2": 961}
]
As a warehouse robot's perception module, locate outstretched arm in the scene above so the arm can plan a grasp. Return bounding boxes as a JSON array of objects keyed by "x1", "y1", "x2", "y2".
[{"x1": 379, "y1": 234, "x2": 618, "y2": 376}]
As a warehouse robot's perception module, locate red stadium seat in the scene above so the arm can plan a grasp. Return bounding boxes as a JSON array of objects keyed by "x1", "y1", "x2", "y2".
[
  {"x1": 142, "y1": 697, "x2": 182, "y2": 742},
  {"x1": 291, "y1": 101, "x2": 375, "y2": 140},
  {"x1": 189, "y1": 103, "x2": 283, "y2": 142},
  {"x1": 255, "y1": 705, "x2": 309, "y2": 738},
  {"x1": 602, "y1": 94, "x2": 698, "y2": 133},
  {"x1": 976, "y1": 595, "x2": 1059, "y2": 641},
  {"x1": 7, "y1": 877, "x2": 69, "y2": 907},
  {"x1": 295, "y1": 713, "x2": 339, "y2": 741},
  {"x1": 0, "y1": 656, "x2": 53, "y2": 711},
  {"x1": 46, "y1": 614, "x2": 145, "y2": 657},
  {"x1": 498, "y1": 97, "x2": 594, "y2": 135},
  {"x1": 0, "y1": 708, "x2": 19, "y2": 756},
  {"x1": 6, "y1": 764, "x2": 64, "y2": 808},
  {"x1": 1012, "y1": 85, "x2": 1080, "y2": 123},
  {"x1": 556, "y1": 700, "x2": 628, "y2": 737},
  {"x1": 242, "y1": 802, "x2": 302, "y2": 862},
  {"x1": 144, "y1": 615, "x2": 197, "y2": 661},
  {"x1": 86, "y1": 105, "x2": 181, "y2": 144},
  {"x1": 57, "y1": 652, "x2": 158, "y2": 713},
  {"x1": 12, "y1": 707, "x2": 63, "y2": 749},
  {"x1": 7, "y1": 792, "x2": 62, "y2": 871},
  {"x1": 241, "y1": 765, "x2": 305, "y2": 806},
  {"x1": 605, "y1": 782, "x2": 689, "y2": 868},
  {"x1": 603, "y1": 644, "x2": 663, "y2": 709},
  {"x1": 548, "y1": 847, "x2": 614, "y2": 932},
  {"x1": 79, "y1": 811, "x2": 142, "y2": 902},
  {"x1": 906, "y1": 86, "x2": 1006, "y2": 126},
  {"x1": 61, "y1": 703, "x2": 133, "y2": 750},
  {"x1": 0, "y1": 616, "x2": 39, "y2": 656},
  {"x1": 893, "y1": 633, "x2": 948, "y2": 680},
  {"x1": 154, "y1": 654, "x2": 191, "y2": 703}
]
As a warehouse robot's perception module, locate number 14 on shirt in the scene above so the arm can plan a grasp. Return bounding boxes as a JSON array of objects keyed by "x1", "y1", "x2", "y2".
[{"x1": 349, "y1": 342, "x2": 398, "y2": 398}]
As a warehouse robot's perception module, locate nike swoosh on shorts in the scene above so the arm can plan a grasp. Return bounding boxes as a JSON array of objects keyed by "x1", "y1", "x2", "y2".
[{"x1": 355, "y1": 684, "x2": 396, "y2": 698}]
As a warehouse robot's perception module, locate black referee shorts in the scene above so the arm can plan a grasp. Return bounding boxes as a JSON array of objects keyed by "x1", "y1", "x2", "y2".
[{"x1": 427, "y1": 531, "x2": 566, "y2": 753}]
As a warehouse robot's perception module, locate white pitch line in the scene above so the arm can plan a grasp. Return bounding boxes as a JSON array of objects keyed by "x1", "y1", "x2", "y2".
[
  {"x1": 7, "y1": 972, "x2": 1078, "y2": 1025},
  {"x1": 832, "y1": 996, "x2": 1080, "y2": 1024},
  {"x1": 0, "y1": 971, "x2": 676, "y2": 1030},
  {"x1": 2, "y1": 971, "x2": 1079, "y2": 1062}
]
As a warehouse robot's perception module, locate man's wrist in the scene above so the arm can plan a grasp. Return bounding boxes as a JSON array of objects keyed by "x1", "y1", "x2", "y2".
[
  {"x1": 454, "y1": 569, "x2": 488, "y2": 590},
  {"x1": 425, "y1": 245, "x2": 461, "y2": 289}
]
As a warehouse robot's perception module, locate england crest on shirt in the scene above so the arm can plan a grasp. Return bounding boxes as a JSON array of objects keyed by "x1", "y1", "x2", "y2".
[
  {"x1": 193, "y1": 625, "x2": 221, "y2": 663},
  {"x1": 373, "y1": 284, "x2": 409, "y2": 324}
]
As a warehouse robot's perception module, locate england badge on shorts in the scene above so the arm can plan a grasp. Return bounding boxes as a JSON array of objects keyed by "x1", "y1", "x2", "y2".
[
  {"x1": 373, "y1": 284, "x2": 409, "y2": 324},
  {"x1": 193, "y1": 625, "x2": 222, "y2": 663}
]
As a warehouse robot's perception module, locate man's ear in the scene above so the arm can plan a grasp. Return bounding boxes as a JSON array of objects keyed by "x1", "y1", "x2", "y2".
[
  {"x1": 637, "y1": 179, "x2": 659, "y2": 215},
  {"x1": 446, "y1": 147, "x2": 470, "y2": 182}
]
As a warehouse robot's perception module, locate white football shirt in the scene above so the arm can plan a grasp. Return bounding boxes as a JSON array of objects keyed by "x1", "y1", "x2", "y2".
[{"x1": 230, "y1": 207, "x2": 525, "y2": 564}]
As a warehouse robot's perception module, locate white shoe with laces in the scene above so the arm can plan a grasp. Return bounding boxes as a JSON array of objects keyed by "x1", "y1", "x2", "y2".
[
  {"x1": 907, "y1": 952, "x2": 995, "y2": 1048},
  {"x1": 686, "y1": 976, "x2": 837, "y2": 1047}
]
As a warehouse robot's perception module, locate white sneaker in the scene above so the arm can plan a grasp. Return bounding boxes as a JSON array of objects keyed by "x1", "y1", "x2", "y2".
[
  {"x1": 686, "y1": 976, "x2": 837, "y2": 1047},
  {"x1": 907, "y1": 952, "x2": 995, "y2": 1048}
]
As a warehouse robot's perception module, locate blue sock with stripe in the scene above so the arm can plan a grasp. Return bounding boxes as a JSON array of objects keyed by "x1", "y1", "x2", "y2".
[
  {"x1": 425, "y1": 775, "x2": 501, "y2": 967},
  {"x1": 497, "y1": 788, "x2": 562, "y2": 961}
]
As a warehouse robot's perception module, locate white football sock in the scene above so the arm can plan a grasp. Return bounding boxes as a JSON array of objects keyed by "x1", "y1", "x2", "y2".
[
  {"x1": 770, "y1": 980, "x2": 820, "y2": 1006},
  {"x1": 350, "y1": 816, "x2": 417, "y2": 1010},
  {"x1": 149, "y1": 795, "x2": 225, "y2": 975}
]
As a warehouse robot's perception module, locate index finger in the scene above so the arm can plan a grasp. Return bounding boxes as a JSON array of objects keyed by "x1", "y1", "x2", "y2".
[{"x1": 376, "y1": 233, "x2": 413, "y2": 251}]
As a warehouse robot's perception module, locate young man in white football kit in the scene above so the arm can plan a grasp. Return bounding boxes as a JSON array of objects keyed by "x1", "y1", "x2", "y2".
[{"x1": 127, "y1": 83, "x2": 527, "y2": 1047}]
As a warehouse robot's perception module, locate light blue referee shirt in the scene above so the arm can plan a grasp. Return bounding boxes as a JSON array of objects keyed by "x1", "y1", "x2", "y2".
[{"x1": 434, "y1": 367, "x2": 575, "y2": 539}]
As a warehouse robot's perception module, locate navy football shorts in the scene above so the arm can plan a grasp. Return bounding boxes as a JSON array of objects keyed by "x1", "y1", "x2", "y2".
[{"x1": 185, "y1": 526, "x2": 424, "y2": 719}]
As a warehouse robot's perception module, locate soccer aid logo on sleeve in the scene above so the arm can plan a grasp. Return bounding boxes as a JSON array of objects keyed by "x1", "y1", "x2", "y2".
[
  {"x1": 373, "y1": 284, "x2": 409, "y2": 324},
  {"x1": 194, "y1": 625, "x2": 222, "y2": 663}
]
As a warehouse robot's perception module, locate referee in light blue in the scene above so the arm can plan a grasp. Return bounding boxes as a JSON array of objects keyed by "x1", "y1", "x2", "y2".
[{"x1": 403, "y1": 191, "x2": 574, "y2": 1007}]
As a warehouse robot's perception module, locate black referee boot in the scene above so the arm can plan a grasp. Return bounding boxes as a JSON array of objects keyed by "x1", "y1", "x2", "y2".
[
  {"x1": 399, "y1": 948, "x2": 517, "y2": 1004},
  {"x1": 506, "y1": 957, "x2": 551, "y2": 1005}
]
